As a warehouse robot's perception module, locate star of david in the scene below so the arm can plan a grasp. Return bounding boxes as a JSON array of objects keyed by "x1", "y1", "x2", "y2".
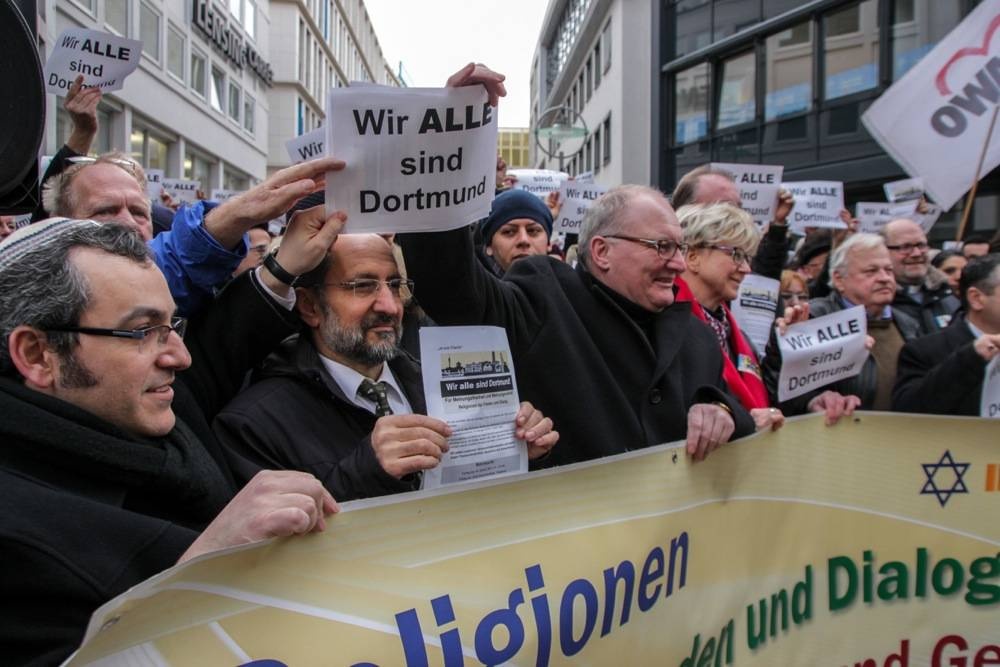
[{"x1": 920, "y1": 450, "x2": 970, "y2": 508}]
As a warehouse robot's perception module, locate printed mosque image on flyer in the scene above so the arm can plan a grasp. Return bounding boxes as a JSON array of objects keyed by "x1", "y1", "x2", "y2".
[{"x1": 440, "y1": 351, "x2": 511, "y2": 378}]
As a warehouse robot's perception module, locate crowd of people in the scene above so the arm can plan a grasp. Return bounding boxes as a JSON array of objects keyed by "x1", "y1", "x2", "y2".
[{"x1": 2, "y1": 64, "x2": 1000, "y2": 663}]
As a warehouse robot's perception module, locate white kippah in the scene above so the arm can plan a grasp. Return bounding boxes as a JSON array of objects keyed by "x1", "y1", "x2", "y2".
[{"x1": 0, "y1": 218, "x2": 101, "y2": 267}]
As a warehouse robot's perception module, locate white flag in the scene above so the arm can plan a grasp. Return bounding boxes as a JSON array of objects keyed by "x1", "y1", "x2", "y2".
[{"x1": 862, "y1": 0, "x2": 1000, "y2": 210}]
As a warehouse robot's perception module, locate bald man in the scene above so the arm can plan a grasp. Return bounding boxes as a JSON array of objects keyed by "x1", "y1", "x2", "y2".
[{"x1": 882, "y1": 218, "x2": 959, "y2": 334}]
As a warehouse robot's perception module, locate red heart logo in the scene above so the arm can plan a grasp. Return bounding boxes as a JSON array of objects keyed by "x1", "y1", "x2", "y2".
[{"x1": 935, "y1": 13, "x2": 1000, "y2": 96}]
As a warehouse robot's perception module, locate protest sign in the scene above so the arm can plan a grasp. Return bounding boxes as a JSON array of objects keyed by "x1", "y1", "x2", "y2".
[
  {"x1": 862, "y1": 1, "x2": 1000, "y2": 210},
  {"x1": 285, "y1": 127, "x2": 325, "y2": 164},
  {"x1": 883, "y1": 177, "x2": 925, "y2": 203},
  {"x1": 419, "y1": 326, "x2": 526, "y2": 488},
  {"x1": 66, "y1": 414, "x2": 1000, "y2": 665},
  {"x1": 12, "y1": 214, "x2": 32, "y2": 231},
  {"x1": 709, "y1": 162, "x2": 783, "y2": 227},
  {"x1": 145, "y1": 169, "x2": 164, "y2": 200},
  {"x1": 325, "y1": 84, "x2": 497, "y2": 233},
  {"x1": 574, "y1": 170, "x2": 594, "y2": 184},
  {"x1": 915, "y1": 202, "x2": 943, "y2": 233},
  {"x1": 210, "y1": 189, "x2": 243, "y2": 202},
  {"x1": 162, "y1": 178, "x2": 201, "y2": 204},
  {"x1": 777, "y1": 305, "x2": 868, "y2": 402},
  {"x1": 44, "y1": 28, "x2": 141, "y2": 95},
  {"x1": 781, "y1": 181, "x2": 845, "y2": 232},
  {"x1": 554, "y1": 181, "x2": 607, "y2": 234},
  {"x1": 982, "y1": 356, "x2": 1000, "y2": 418},
  {"x1": 730, "y1": 274, "x2": 780, "y2": 352},
  {"x1": 508, "y1": 168, "x2": 568, "y2": 198},
  {"x1": 855, "y1": 200, "x2": 920, "y2": 234}
]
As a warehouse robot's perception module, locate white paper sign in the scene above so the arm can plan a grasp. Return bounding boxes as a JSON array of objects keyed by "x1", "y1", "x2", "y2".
[
  {"x1": 574, "y1": 171, "x2": 595, "y2": 184},
  {"x1": 883, "y1": 177, "x2": 925, "y2": 203},
  {"x1": 709, "y1": 162, "x2": 784, "y2": 227},
  {"x1": 862, "y1": 1, "x2": 1000, "y2": 210},
  {"x1": 781, "y1": 181, "x2": 846, "y2": 232},
  {"x1": 915, "y1": 202, "x2": 943, "y2": 233},
  {"x1": 777, "y1": 306, "x2": 869, "y2": 402},
  {"x1": 210, "y1": 189, "x2": 243, "y2": 202},
  {"x1": 855, "y1": 201, "x2": 920, "y2": 234},
  {"x1": 145, "y1": 169, "x2": 164, "y2": 200},
  {"x1": 325, "y1": 84, "x2": 497, "y2": 233},
  {"x1": 162, "y1": 178, "x2": 201, "y2": 204},
  {"x1": 981, "y1": 356, "x2": 1000, "y2": 419},
  {"x1": 285, "y1": 127, "x2": 326, "y2": 164},
  {"x1": 554, "y1": 182, "x2": 607, "y2": 234},
  {"x1": 509, "y1": 169, "x2": 569, "y2": 198},
  {"x1": 730, "y1": 274, "x2": 780, "y2": 353},
  {"x1": 419, "y1": 326, "x2": 527, "y2": 489},
  {"x1": 44, "y1": 28, "x2": 142, "y2": 95}
]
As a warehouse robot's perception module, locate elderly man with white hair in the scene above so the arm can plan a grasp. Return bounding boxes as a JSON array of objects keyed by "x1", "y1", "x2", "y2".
[{"x1": 763, "y1": 233, "x2": 922, "y2": 414}]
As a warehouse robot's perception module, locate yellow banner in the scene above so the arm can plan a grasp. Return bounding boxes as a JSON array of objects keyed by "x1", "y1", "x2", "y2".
[{"x1": 69, "y1": 414, "x2": 1000, "y2": 666}]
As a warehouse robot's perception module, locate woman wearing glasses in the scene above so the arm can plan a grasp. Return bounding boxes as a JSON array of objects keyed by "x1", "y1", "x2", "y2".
[{"x1": 675, "y1": 203, "x2": 785, "y2": 432}]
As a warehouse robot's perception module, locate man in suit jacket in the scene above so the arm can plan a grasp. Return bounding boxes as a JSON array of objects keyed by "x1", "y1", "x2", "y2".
[{"x1": 893, "y1": 254, "x2": 1000, "y2": 416}]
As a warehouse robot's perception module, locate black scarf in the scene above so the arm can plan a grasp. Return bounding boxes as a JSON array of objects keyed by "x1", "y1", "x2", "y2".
[{"x1": 0, "y1": 377, "x2": 232, "y2": 526}]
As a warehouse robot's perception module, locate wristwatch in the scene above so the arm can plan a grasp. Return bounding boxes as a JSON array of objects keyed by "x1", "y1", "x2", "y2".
[{"x1": 263, "y1": 249, "x2": 301, "y2": 287}]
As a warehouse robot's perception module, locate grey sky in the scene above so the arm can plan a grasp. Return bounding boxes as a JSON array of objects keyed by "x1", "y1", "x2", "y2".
[{"x1": 363, "y1": 1, "x2": 549, "y2": 128}]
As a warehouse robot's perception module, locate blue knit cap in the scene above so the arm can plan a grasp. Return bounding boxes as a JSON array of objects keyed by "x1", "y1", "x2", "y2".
[{"x1": 481, "y1": 189, "x2": 553, "y2": 246}]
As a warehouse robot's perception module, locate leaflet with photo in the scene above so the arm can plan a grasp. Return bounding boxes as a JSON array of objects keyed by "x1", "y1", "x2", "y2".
[
  {"x1": 981, "y1": 357, "x2": 1000, "y2": 419},
  {"x1": 419, "y1": 326, "x2": 527, "y2": 489},
  {"x1": 730, "y1": 274, "x2": 780, "y2": 352},
  {"x1": 883, "y1": 177, "x2": 924, "y2": 203},
  {"x1": 777, "y1": 306, "x2": 869, "y2": 402}
]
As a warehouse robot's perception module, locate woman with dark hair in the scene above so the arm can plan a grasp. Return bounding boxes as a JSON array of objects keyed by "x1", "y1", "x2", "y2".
[{"x1": 931, "y1": 249, "x2": 967, "y2": 293}]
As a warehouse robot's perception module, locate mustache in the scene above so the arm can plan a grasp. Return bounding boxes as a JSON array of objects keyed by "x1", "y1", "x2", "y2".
[{"x1": 362, "y1": 312, "x2": 401, "y2": 330}]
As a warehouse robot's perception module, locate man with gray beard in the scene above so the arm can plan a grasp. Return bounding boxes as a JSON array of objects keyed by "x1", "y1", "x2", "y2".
[{"x1": 213, "y1": 234, "x2": 558, "y2": 500}]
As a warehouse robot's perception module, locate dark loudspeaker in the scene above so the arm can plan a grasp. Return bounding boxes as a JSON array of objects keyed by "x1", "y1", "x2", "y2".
[{"x1": 0, "y1": 0, "x2": 44, "y2": 214}]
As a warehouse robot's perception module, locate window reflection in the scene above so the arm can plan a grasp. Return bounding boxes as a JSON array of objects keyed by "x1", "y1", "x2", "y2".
[
  {"x1": 675, "y1": 63, "x2": 710, "y2": 144},
  {"x1": 765, "y1": 21, "x2": 813, "y2": 121},
  {"x1": 824, "y1": 0, "x2": 879, "y2": 101},
  {"x1": 718, "y1": 51, "x2": 756, "y2": 129},
  {"x1": 891, "y1": 0, "x2": 963, "y2": 81}
]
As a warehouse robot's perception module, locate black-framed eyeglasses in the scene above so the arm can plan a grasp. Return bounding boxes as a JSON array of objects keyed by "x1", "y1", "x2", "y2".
[
  {"x1": 700, "y1": 244, "x2": 754, "y2": 267},
  {"x1": 326, "y1": 278, "x2": 414, "y2": 300},
  {"x1": 886, "y1": 242, "x2": 929, "y2": 254},
  {"x1": 46, "y1": 316, "x2": 187, "y2": 353},
  {"x1": 604, "y1": 235, "x2": 688, "y2": 260}
]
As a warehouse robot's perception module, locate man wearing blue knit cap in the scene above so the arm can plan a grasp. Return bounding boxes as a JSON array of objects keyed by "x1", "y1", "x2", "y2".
[{"x1": 480, "y1": 189, "x2": 553, "y2": 274}]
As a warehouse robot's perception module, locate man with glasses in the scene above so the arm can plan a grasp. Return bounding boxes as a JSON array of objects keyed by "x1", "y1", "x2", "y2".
[
  {"x1": 881, "y1": 218, "x2": 959, "y2": 335},
  {"x1": 398, "y1": 183, "x2": 755, "y2": 468},
  {"x1": 0, "y1": 211, "x2": 346, "y2": 663},
  {"x1": 214, "y1": 233, "x2": 558, "y2": 501},
  {"x1": 42, "y1": 151, "x2": 342, "y2": 317}
]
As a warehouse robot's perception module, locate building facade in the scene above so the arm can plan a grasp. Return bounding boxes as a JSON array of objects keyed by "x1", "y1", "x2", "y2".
[
  {"x1": 529, "y1": 0, "x2": 651, "y2": 187},
  {"x1": 657, "y1": 0, "x2": 996, "y2": 241},
  {"x1": 498, "y1": 127, "x2": 531, "y2": 169},
  {"x1": 267, "y1": 0, "x2": 398, "y2": 173},
  {"x1": 39, "y1": 0, "x2": 271, "y2": 190}
]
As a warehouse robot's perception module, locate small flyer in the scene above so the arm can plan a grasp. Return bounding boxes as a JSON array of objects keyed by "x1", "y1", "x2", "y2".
[
  {"x1": 708, "y1": 162, "x2": 784, "y2": 228},
  {"x1": 419, "y1": 326, "x2": 527, "y2": 489},
  {"x1": 777, "y1": 306, "x2": 868, "y2": 402},
  {"x1": 44, "y1": 28, "x2": 142, "y2": 96},
  {"x1": 781, "y1": 180, "x2": 846, "y2": 232},
  {"x1": 162, "y1": 178, "x2": 201, "y2": 204},
  {"x1": 145, "y1": 169, "x2": 164, "y2": 200},
  {"x1": 981, "y1": 357, "x2": 1000, "y2": 419},
  {"x1": 554, "y1": 181, "x2": 607, "y2": 234},
  {"x1": 210, "y1": 189, "x2": 243, "y2": 202},
  {"x1": 883, "y1": 177, "x2": 924, "y2": 203},
  {"x1": 730, "y1": 274, "x2": 780, "y2": 352},
  {"x1": 508, "y1": 168, "x2": 569, "y2": 198},
  {"x1": 285, "y1": 127, "x2": 325, "y2": 164},
  {"x1": 855, "y1": 201, "x2": 920, "y2": 234}
]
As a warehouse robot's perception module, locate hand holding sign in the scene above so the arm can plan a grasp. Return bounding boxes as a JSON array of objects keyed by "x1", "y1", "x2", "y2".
[{"x1": 445, "y1": 62, "x2": 507, "y2": 107}]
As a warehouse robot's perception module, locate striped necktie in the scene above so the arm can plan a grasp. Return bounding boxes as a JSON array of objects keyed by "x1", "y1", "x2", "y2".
[{"x1": 358, "y1": 379, "x2": 393, "y2": 417}]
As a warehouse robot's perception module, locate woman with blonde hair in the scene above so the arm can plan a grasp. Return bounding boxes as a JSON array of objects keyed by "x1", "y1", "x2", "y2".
[{"x1": 676, "y1": 203, "x2": 784, "y2": 431}]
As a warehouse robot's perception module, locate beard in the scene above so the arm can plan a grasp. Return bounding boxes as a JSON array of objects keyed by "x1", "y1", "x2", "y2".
[{"x1": 318, "y1": 307, "x2": 402, "y2": 367}]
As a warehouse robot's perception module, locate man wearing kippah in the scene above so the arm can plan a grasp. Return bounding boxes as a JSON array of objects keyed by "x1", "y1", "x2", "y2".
[{"x1": 478, "y1": 189, "x2": 553, "y2": 276}]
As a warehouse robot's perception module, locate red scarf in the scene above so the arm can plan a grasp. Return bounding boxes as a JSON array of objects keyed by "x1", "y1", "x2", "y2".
[{"x1": 675, "y1": 277, "x2": 770, "y2": 410}]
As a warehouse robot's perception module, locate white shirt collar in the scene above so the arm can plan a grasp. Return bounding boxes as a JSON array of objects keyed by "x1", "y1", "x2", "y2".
[{"x1": 318, "y1": 354, "x2": 412, "y2": 415}]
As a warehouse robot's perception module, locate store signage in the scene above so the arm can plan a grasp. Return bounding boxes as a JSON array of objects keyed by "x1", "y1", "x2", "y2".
[{"x1": 191, "y1": 0, "x2": 273, "y2": 85}]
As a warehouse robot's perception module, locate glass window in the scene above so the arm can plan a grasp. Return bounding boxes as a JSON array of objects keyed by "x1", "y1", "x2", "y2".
[
  {"x1": 714, "y1": 0, "x2": 760, "y2": 41},
  {"x1": 603, "y1": 114, "x2": 611, "y2": 164},
  {"x1": 602, "y1": 19, "x2": 611, "y2": 73},
  {"x1": 229, "y1": 0, "x2": 241, "y2": 18},
  {"x1": 717, "y1": 51, "x2": 756, "y2": 129},
  {"x1": 594, "y1": 41, "x2": 602, "y2": 88},
  {"x1": 105, "y1": 0, "x2": 128, "y2": 36},
  {"x1": 891, "y1": 0, "x2": 963, "y2": 81},
  {"x1": 185, "y1": 152, "x2": 212, "y2": 186},
  {"x1": 71, "y1": 0, "x2": 95, "y2": 13},
  {"x1": 244, "y1": 95, "x2": 255, "y2": 133},
  {"x1": 224, "y1": 168, "x2": 249, "y2": 191},
  {"x1": 228, "y1": 82, "x2": 241, "y2": 121},
  {"x1": 167, "y1": 25, "x2": 184, "y2": 81},
  {"x1": 675, "y1": 62, "x2": 710, "y2": 144},
  {"x1": 191, "y1": 50, "x2": 206, "y2": 97},
  {"x1": 673, "y1": 0, "x2": 711, "y2": 59},
  {"x1": 594, "y1": 126, "x2": 602, "y2": 173},
  {"x1": 140, "y1": 2, "x2": 161, "y2": 63},
  {"x1": 586, "y1": 56, "x2": 593, "y2": 101},
  {"x1": 764, "y1": 0, "x2": 805, "y2": 20},
  {"x1": 245, "y1": 0, "x2": 256, "y2": 40},
  {"x1": 147, "y1": 134, "x2": 168, "y2": 171},
  {"x1": 765, "y1": 21, "x2": 813, "y2": 121},
  {"x1": 210, "y1": 66, "x2": 225, "y2": 112},
  {"x1": 824, "y1": 1, "x2": 878, "y2": 101},
  {"x1": 585, "y1": 136, "x2": 593, "y2": 172}
]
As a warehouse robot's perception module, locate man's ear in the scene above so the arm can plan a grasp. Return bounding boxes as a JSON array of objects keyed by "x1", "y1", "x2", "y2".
[
  {"x1": 589, "y1": 236, "x2": 612, "y2": 272},
  {"x1": 966, "y1": 286, "x2": 985, "y2": 314},
  {"x1": 295, "y1": 287, "x2": 323, "y2": 328},
  {"x1": 8, "y1": 326, "x2": 58, "y2": 389}
]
